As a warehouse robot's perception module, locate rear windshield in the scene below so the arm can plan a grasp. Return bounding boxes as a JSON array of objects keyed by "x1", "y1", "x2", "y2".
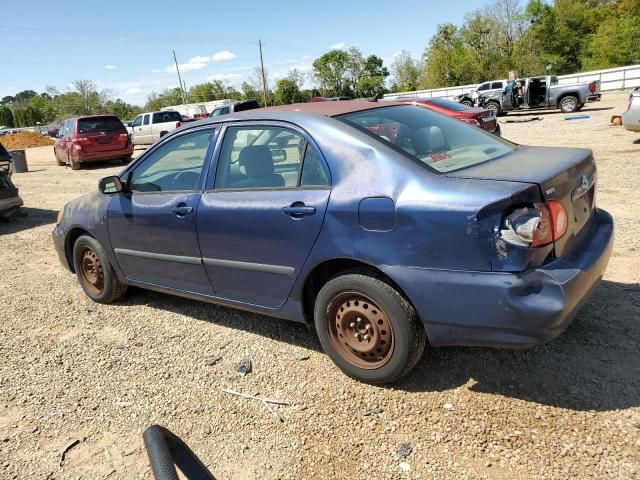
[
  {"x1": 153, "y1": 111, "x2": 181, "y2": 123},
  {"x1": 77, "y1": 117, "x2": 124, "y2": 133},
  {"x1": 338, "y1": 105, "x2": 516, "y2": 174},
  {"x1": 425, "y1": 98, "x2": 469, "y2": 112}
]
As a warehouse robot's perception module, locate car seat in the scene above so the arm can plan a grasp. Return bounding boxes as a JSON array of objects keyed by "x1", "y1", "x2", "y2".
[{"x1": 233, "y1": 146, "x2": 285, "y2": 188}]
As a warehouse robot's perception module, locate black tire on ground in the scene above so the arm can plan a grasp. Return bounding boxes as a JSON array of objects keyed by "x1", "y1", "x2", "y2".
[
  {"x1": 69, "y1": 154, "x2": 81, "y2": 170},
  {"x1": 560, "y1": 95, "x2": 580, "y2": 113},
  {"x1": 54, "y1": 148, "x2": 65, "y2": 166},
  {"x1": 72, "y1": 235, "x2": 127, "y2": 303},
  {"x1": 486, "y1": 101, "x2": 502, "y2": 116},
  {"x1": 461, "y1": 100, "x2": 473, "y2": 107},
  {"x1": 122, "y1": 155, "x2": 133, "y2": 164},
  {"x1": 314, "y1": 272, "x2": 426, "y2": 384}
]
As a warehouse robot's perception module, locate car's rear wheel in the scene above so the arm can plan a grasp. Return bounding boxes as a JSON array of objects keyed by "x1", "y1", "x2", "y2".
[
  {"x1": 460, "y1": 99, "x2": 473, "y2": 107},
  {"x1": 122, "y1": 155, "x2": 133, "y2": 164},
  {"x1": 54, "y1": 148, "x2": 65, "y2": 166},
  {"x1": 560, "y1": 95, "x2": 579, "y2": 113},
  {"x1": 73, "y1": 235, "x2": 127, "y2": 303},
  {"x1": 486, "y1": 101, "x2": 501, "y2": 116},
  {"x1": 69, "y1": 154, "x2": 81, "y2": 170},
  {"x1": 314, "y1": 272, "x2": 426, "y2": 384}
]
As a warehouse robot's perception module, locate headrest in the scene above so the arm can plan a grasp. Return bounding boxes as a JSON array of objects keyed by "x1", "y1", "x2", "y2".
[{"x1": 238, "y1": 146, "x2": 274, "y2": 178}]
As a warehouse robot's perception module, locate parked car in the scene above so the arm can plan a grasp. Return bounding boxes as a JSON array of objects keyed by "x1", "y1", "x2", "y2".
[
  {"x1": 454, "y1": 79, "x2": 507, "y2": 107},
  {"x1": 478, "y1": 76, "x2": 601, "y2": 115},
  {"x1": 394, "y1": 97, "x2": 501, "y2": 136},
  {"x1": 130, "y1": 111, "x2": 182, "y2": 145},
  {"x1": 208, "y1": 100, "x2": 261, "y2": 117},
  {"x1": 622, "y1": 87, "x2": 640, "y2": 132},
  {"x1": 0, "y1": 143, "x2": 24, "y2": 219},
  {"x1": 53, "y1": 101, "x2": 613, "y2": 384},
  {"x1": 54, "y1": 115, "x2": 133, "y2": 170},
  {"x1": 309, "y1": 96, "x2": 353, "y2": 102}
]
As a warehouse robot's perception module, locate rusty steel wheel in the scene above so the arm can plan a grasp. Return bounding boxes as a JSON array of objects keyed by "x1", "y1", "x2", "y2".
[
  {"x1": 78, "y1": 246, "x2": 104, "y2": 295},
  {"x1": 327, "y1": 292, "x2": 395, "y2": 369}
]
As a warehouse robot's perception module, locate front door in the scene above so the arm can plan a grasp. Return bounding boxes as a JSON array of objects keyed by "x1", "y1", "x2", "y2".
[
  {"x1": 197, "y1": 124, "x2": 331, "y2": 308},
  {"x1": 131, "y1": 115, "x2": 143, "y2": 145},
  {"x1": 107, "y1": 127, "x2": 216, "y2": 294}
]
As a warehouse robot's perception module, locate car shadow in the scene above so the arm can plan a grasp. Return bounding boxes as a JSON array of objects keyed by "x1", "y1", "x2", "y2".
[
  {"x1": 506, "y1": 106, "x2": 614, "y2": 117},
  {"x1": 119, "y1": 279, "x2": 638, "y2": 412},
  {"x1": 0, "y1": 207, "x2": 58, "y2": 233}
]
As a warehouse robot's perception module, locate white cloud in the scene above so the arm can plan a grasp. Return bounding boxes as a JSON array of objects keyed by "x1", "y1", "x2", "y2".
[
  {"x1": 330, "y1": 42, "x2": 345, "y2": 50},
  {"x1": 125, "y1": 87, "x2": 143, "y2": 95},
  {"x1": 302, "y1": 55, "x2": 312, "y2": 60},
  {"x1": 151, "y1": 68, "x2": 162, "y2": 73},
  {"x1": 212, "y1": 50, "x2": 236, "y2": 62},
  {"x1": 206, "y1": 72, "x2": 243, "y2": 82},
  {"x1": 166, "y1": 55, "x2": 211, "y2": 73},
  {"x1": 104, "y1": 64, "x2": 117, "y2": 70}
]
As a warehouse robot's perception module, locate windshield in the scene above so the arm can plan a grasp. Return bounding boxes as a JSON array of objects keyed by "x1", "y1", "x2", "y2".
[
  {"x1": 77, "y1": 117, "x2": 124, "y2": 133},
  {"x1": 338, "y1": 105, "x2": 516, "y2": 174}
]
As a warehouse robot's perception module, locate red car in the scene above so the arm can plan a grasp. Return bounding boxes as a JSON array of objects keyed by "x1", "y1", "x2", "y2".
[
  {"x1": 54, "y1": 115, "x2": 133, "y2": 170},
  {"x1": 395, "y1": 97, "x2": 501, "y2": 136}
]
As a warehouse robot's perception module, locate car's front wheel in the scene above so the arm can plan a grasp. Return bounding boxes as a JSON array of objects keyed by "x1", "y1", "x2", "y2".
[
  {"x1": 73, "y1": 235, "x2": 127, "y2": 303},
  {"x1": 314, "y1": 272, "x2": 426, "y2": 384}
]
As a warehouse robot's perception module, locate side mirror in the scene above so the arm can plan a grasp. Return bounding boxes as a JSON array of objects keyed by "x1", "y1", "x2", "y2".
[
  {"x1": 270, "y1": 148, "x2": 287, "y2": 163},
  {"x1": 99, "y1": 175, "x2": 124, "y2": 194}
]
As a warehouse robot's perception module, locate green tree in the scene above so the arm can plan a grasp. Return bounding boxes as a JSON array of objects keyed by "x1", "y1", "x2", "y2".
[
  {"x1": 421, "y1": 24, "x2": 477, "y2": 88},
  {"x1": 0, "y1": 107, "x2": 14, "y2": 128},
  {"x1": 390, "y1": 51, "x2": 421, "y2": 92},
  {"x1": 312, "y1": 49, "x2": 351, "y2": 96}
]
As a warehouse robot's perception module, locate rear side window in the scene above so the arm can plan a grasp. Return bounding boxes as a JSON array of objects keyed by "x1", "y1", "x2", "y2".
[
  {"x1": 153, "y1": 111, "x2": 181, "y2": 123},
  {"x1": 77, "y1": 117, "x2": 124, "y2": 133},
  {"x1": 491, "y1": 82, "x2": 503, "y2": 89}
]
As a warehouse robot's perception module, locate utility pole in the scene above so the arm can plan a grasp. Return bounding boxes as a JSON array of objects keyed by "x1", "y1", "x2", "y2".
[
  {"x1": 258, "y1": 39, "x2": 268, "y2": 107},
  {"x1": 172, "y1": 49, "x2": 187, "y2": 104}
]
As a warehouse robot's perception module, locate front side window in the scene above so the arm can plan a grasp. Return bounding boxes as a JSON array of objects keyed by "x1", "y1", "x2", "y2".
[
  {"x1": 215, "y1": 126, "x2": 324, "y2": 189},
  {"x1": 477, "y1": 83, "x2": 490, "y2": 91},
  {"x1": 491, "y1": 82, "x2": 504, "y2": 89},
  {"x1": 339, "y1": 105, "x2": 516, "y2": 174},
  {"x1": 128, "y1": 129, "x2": 213, "y2": 193},
  {"x1": 143, "y1": 114, "x2": 150, "y2": 126},
  {"x1": 133, "y1": 116, "x2": 142, "y2": 127}
]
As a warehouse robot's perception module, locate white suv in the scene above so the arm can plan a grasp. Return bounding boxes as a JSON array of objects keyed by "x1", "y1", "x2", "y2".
[
  {"x1": 130, "y1": 111, "x2": 181, "y2": 145},
  {"x1": 455, "y1": 80, "x2": 507, "y2": 107}
]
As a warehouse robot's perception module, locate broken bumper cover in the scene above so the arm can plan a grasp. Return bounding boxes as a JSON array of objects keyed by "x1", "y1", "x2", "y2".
[
  {"x1": 0, "y1": 188, "x2": 24, "y2": 218},
  {"x1": 384, "y1": 208, "x2": 614, "y2": 348},
  {"x1": 52, "y1": 222, "x2": 70, "y2": 270}
]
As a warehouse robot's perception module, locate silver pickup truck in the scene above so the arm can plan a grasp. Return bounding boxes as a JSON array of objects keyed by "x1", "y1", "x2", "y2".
[{"x1": 478, "y1": 75, "x2": 601, "y2": 115}]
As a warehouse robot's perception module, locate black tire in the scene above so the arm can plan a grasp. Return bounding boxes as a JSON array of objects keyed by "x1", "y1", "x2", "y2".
[
  {"x1": 69, "y1": 154, "x2": 81, "y2": 170},
  {"x1": 159, "y1": 131, "x2": 168, "y2": 138},
  {"x1": 460, "y1": 99, "x2": 473, "y2": 107},
  {"x1": 54, "y1": 148, "x2": 65, "y2": 166},
  {"x1": 560, "y1": 95, "x2": 579, "y2": 113},
  {"x1": 575, "y1": 104, "x2": 584, "y2": 112},
  {"x1": 314, "y1": 272, "x2": 426, "y2": 384},
  {"x1": 486, "y1": 101, "x2": 502, "y2": 116},
  {"x1": 122, "y1": 155, "x2": 133, "y2": 164},
  {"x1": 72, "y1": 235, "x2": 127, "y2": 303}
]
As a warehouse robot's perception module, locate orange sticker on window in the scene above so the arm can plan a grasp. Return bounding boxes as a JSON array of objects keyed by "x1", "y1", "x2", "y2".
[{"x1": 430, "y1": 153, "x2": 451, "y2": 162}]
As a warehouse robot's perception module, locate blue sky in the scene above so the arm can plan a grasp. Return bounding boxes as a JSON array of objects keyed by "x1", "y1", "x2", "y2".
[{"x1": 1, "y1": 0, "x2": 486, "y2": 105}]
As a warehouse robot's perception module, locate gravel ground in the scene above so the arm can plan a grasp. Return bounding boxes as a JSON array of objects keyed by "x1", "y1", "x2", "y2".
[{"x1": 1, "y1": 93, "x2": 639, "y2": 480}]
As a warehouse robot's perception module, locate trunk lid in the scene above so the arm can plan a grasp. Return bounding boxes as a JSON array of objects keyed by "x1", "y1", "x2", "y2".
[
  {"x1": 446, "y1": 145, "x2": 597, "y2": 258},
  {"x1": 76, "y1": 116, "x2": 128, "y2": 153}
]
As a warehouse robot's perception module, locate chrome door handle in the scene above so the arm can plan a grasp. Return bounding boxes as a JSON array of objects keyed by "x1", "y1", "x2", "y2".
[
  {"x1": 171, "y1": 205, "x2": 193, "y2": 217},
  {"x1": 282, "y1": 204, "x2": 316, "y2": 217}
]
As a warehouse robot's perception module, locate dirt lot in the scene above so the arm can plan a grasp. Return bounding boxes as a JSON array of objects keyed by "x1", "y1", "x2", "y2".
[
  {"x1": 0, "y1": 131, "x2": 54, "y2": 150},
  {"x1": 1, "y1": 93, "x2": 639, "y2": 480}
]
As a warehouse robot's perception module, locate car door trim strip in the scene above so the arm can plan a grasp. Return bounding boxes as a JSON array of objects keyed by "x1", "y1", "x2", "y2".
[
  {"x1": 114, "y1": 248, "x2": 202, "y2": 265},
  {"x1": 202, "y1": 258, "x2": 295, "y2": 276}
]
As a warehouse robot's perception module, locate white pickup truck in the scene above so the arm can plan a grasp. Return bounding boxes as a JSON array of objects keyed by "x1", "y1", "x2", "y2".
[{"x1": 130, "y1": 111, "x2": 182, "y2": 145}]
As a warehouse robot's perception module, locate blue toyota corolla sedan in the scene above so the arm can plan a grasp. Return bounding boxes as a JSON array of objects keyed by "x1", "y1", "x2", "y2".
[{"x1": 52, "y1": 101, "x2": 613, "y2": 384}]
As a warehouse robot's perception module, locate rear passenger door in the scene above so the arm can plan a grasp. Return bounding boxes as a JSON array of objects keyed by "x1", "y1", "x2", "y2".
[{"x1": 196, "y1": 123, "x2": 331, "y2": 308}]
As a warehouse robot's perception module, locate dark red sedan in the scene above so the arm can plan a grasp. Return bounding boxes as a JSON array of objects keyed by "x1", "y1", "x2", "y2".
[
  {"x1": 394, "y1": 97, "x2": 501, "y2": 136},
  {"x1": 54, "y1": 115, "x2": 133, "y2": 170}
]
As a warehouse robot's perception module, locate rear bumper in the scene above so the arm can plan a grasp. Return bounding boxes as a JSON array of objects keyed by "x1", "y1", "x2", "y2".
[
  {"x1": 586, "y1": 94, "x2": 601, "y2": 103},
  {"x1": 71, "y1": 144, "x2": 133, "y2": 163},
  {"x1": 384, "y1": 208, "x2": 614, "y2": 348},
  {"x1": 0, "y1": 191, "x2": 23, "y2": 217}
]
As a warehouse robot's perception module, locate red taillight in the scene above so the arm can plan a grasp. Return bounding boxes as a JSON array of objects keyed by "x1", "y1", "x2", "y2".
[
  {"x1": 72, "y1": 137, "x2": 90, "y2": 145},
  {"x1": 589, "y1": 81, "x2": 596, "y2": 94},
  {"x1": 501, "y1": 201, "x2": 568, "y2": 248},
  {"x1": 460, "y1": 117, "x2": 481, "y2": 127},
  {"x1": 547, "y1": 199, "x2": 568, "y2": 240}
]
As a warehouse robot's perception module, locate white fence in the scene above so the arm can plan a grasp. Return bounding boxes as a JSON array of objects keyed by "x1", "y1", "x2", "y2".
[{"x1": 384, "y1": 64, "x2": 640, "y2": 100}]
